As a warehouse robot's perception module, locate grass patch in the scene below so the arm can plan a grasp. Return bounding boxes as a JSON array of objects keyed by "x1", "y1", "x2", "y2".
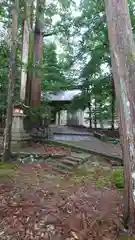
[
  {"x1": 72, "y1": 165, "x2": 124, "y2": 190},
  {"x1": 0, "y1": 163, "x2": 17, "y2": 182},
  {"x1": 72, "y1": 166, "x2": 112, "y2": 187},
  {"x1": 0, "y1": 163, "x2": 16, "y2": 170},
  {"x1": 96, "y1": 176, "x2": 112, "y2": 187},
  {"x1": 112, "y1": 168, "x2": 124, "y2": 189},
  {"x1": 72, "y1": 166, "x2": 94, "y2": 183}
]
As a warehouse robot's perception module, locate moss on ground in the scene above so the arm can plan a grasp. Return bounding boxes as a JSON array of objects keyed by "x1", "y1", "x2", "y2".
[
  {"x1": 0, "y1": 163, "x2": 16, "y2": 170},
  {"x1": 0, "y1": 163, "x2": 17, "y2": 182}
]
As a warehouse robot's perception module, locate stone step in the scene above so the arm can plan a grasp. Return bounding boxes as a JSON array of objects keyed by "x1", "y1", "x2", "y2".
[
  {"x1": 71, "y1": 152, "x2": 90, "y2": 159},
  {"x1": 53, "y1": 161, "x2": 74, "y2": 174},
  {"x1": 45, "y1": 157, "x2": 58, "y2": 165},
  {"x1": 44, "y1": 156, "x2": 81, "y2": 174},
  {"x1": 66, "y1": 156, "x2": 83, "y2": 163},
  {"x1": 46, "y1": 156, "x2": 82, "y2": 166},
  {"x1": 59, "y1": 158, "x2": 83, "y2": 167},
  {"x1": 46, "y1": 157, "x2": 73, "y2": 172},
  {"x1": 56, "y1": 162, "x2": 73, "y2": 171},
  {"x1": 44, "y1": 153, "x2": 91, "y2": 175},
  {"x1": 53, "y1": 166, "x2": 69, "y2": 175}
]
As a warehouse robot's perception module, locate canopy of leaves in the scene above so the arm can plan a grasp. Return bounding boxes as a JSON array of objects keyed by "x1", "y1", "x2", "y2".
[
  {"x1": 0, "y1": 41, "x2": 8, "y2": 114},
  {"x1": 1, "y1": 0, "x2": 135, "y2": 125},
  {"x1": 67, "y1": 0, "x2": 135, "y2": 125},
  {"x1": 41, "y1": 43, "x2": 73, "y2": 91}
]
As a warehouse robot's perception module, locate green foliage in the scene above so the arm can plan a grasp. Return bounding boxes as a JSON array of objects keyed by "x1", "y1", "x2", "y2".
[
  {"x1": 41, "y1": 43, "x2": 71, "y2": 91},
  {"x1": 0, "y1": 41, "x2": 8, "y2": 114},
  {"x1": 23, "y1": 101, "x2": 52, "y2": 129},
  {"x1": 73, "y1": 165, "x2": 124, "y2": 190},
  {"x1": 96, "y1": 176, "x2": 111, "y2": 187},
  {"x1": 0, "y1": 0, "x2": 135, "y2": 127},
  {"x1": 112, "y1": 168, "x2": 124, "y2": 189},
  {"x1": 68, "y1": 93, "x2": 88, "y2": 112},
  {"x1": 0, "y1": 41, "x2": 21, "y2": 115},
  {"x1": 70, "y1": 0, "x2": 135, "y2": 127},
  {"x1": 73, "y1": 165, "x2": 112, "y2": 188},
  {"x1": 0, "y1": 163, "x2": 16, "y2": 181},
  {"x1": 0, "y1": 163, "x2": 15, "y2": 170},
  {"x1": 68, "y1": 0, "x2": 116, "y2": 126}
]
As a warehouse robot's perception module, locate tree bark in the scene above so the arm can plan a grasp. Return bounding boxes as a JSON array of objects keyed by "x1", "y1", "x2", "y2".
[
  {"x1": 105, "y1": 0, "x2": 135, "y2": 233},
  {"x1": 86, "y1": 85, "x2": 92, "y2": 129},
  {"x1": 111, "y1": 78, "x2": 115, "y2": 130},
  {"x1": 30, "y1": 0, "x2": 45, "y2": 107},
  {"x1": 25, "y1": 0, "x2": 34, "y2": 106},
  {"x1": 58, "y1": 111, "x2": 60, "y2": 125},
  {"x1": 88, "y1": 96, "x2": 92, "y2": 128},
  {"x1": 94, "y1": 97, "x2": 97, "y2": 129},
  {"x1": 2, "y1": 0, "x2": 19, "y2": 162},
  {"x1": 20, "y1": 1, "x2": 31, "y2": 102}
]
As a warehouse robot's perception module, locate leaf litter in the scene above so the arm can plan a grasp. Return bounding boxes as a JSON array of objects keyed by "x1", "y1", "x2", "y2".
[{"x1": 0, "y1": 147, "x2": 123, "y2": 239}]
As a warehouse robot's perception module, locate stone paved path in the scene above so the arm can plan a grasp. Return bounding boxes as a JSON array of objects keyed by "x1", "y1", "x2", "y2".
[
  {"x1": 54, "y1": 134, "x2": 94, "y2": 141},
  {"x1": 51, "y1": 125, "x2": 93, "y2": 135},
  {"x1": 51, "y1": 125, "x2": 122, "y2": 160},
  {"x1": 56, "y1": 140, "x2": 122, "y2": 159}
]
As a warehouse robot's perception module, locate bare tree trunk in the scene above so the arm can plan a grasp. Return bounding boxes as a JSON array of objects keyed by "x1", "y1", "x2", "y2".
[
  {"x1": 87, "y1": 87, "x2": 92, "y2": 128},
  {"x1": 30, "y1": 0, "x2": 45, "y2": 107},
  {"x1": 58, "y1": 111, "x2": 60, "y2": 125},
  {"x1": 94, "y1": 97, "x2": 97, "y2": 129},
  {"x1": 2, "y1": 0, "x2": 19, "y2": 162},
  {"x1": 111, "y1": 78, "x2": 115, "y2": 130},
  {"x1": 99, "y1": 103, "x2": 104, "y2": 128},
  {"x1": 88, "y1": 98, "x2": 92, "y2": 129},
  {"x1": 105, "y1": 0, "x2": 135, "y2": 233},
  {"x1": 25, "y1": 0, "x2": 34, "y2": 106},
  {"x1": 20, "y1": 1, "x2": 31, "y2": 102}
]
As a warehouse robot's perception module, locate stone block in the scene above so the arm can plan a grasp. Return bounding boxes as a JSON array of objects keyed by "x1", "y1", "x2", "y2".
[{"x1": 11, "y1": 111, "x2": 31, "y2": 143}]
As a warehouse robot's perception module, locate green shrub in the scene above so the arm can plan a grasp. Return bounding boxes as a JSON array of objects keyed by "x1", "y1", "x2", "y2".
[{"x1": 112, "y1": 168, "x2": 124, "y2": 189}]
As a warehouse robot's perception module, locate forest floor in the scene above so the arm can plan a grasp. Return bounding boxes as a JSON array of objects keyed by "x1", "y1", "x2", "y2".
[{"x1": 0, "y1": 143, "x2": 129, "y2": 240}]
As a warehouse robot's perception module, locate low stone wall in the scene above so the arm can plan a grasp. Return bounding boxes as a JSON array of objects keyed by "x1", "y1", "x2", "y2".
[
  {"x1": 97, "y1": 129, "x2": 119, "y2": 138},
  {"x1": 94, "y1": 131, "x2": 106, "y2": 141}
]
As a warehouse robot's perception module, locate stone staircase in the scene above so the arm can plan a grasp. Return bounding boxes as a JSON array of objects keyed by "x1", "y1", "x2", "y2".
[
  {"x1": 45, "y1": 151, "x2": 91, "y2": 174},
  {"x1": 42, "y1": 148, "x2": 121, "y2": 174}
]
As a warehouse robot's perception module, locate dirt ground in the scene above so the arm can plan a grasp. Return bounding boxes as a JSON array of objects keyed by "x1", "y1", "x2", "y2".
[
  {"x1": 0, "y1": 164, "x2": 124, "y2": 240},
  {"x1": 0, "y1": 143, "x2": 126, "y2": 239}
]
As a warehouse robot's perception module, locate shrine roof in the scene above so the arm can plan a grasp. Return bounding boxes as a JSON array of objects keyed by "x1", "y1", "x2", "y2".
[{"x1": 42, "y1": 90, "x2": 81, "y2": 102}]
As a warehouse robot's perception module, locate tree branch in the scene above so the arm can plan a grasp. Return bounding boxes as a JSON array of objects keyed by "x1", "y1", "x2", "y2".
[{"x1": 43, "y1": 31, "x2": 57, "y2": 37}]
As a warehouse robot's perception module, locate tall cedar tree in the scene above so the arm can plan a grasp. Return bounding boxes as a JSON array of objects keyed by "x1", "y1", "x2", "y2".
[
  {"x1": 2, "y1": 0, "x2": 19, "y2": 162},
  {"x1": 105, "y1": 0, "x2": 135, "y2": 233}
]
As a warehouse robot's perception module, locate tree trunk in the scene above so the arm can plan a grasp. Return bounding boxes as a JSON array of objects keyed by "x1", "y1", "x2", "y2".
[
  {"x1": 58, "y1": 111, "x2": 61, "y2": 125},
  {"x1": 88, "y1": 92, "x2": 92, "y2": 128},
  {"x1": 99, "y1": 103, "x2": 104, "y2": 128},
  {"x1": 88, "y1": 100, "x2": 92, "y2": 128},
  {"x1": 111, "y1": 78, "x2": 115, "y2": 130},
  {"x1": 94, "y1": 97, "x2": 97, "y2": 129},
  {"x1": 105, "y1": 0, "x2": 135, "y2": 233},
  {"x1": 30, "y1": 0, "x2": 45, "y2": 107},
  {"x1": 25, "y1": 1, "x2": 34, "y2": 106},
  {"x1": 20, "y1": 1, "x2": 31, "y2": 102},
  {"x1": 2, "y1": 0, "x2": 19, "y2": 162}
]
